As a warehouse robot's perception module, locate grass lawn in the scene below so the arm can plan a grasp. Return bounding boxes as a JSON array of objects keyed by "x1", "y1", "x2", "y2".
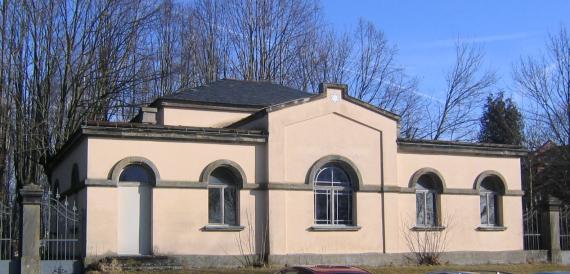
[{"x1": 98, "y1": 263, "x2": 570, "y2": 274}]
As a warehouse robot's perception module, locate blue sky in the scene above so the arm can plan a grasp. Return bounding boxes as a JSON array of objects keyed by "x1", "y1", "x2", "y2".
[{"x1": 322, "y1": 0, "x2": 570, "y2": 103}]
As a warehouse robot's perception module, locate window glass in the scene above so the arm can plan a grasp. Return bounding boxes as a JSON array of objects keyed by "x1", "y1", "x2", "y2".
[
  {"x1": 480, "y1": 177, "x2": 501, "y2": 226},
  {"x1": 315, "y1": 190, "x2": 330, "y2": 224},
  {"x1": 479, "y1": 176, "x2": 503, "y2": 226},
  {"x1": 336, "y1": 191, "x2": 352, "y2": 225},
  {"x1": 119, "y1": 164, "x2": 154, "y2": 184},
  {"x1": 208, "y1": 167, "x2": 240, "y2": 225},
  {"x1": 332, "y1": 167, "x2": 350, "y2": 186},
  {"x1": 488, "y1": 193, "x2": 496, "y2": 225},
  {"x1": 210, "y1": 168, "x2": 235, "y2": 185},
  {"x1": 415, "y1": 174, "x2": 440, "y2": 227},
  {"x1": 224, "y1": 187, "x2": 237, "y2": 225},
  {"x1": 208, "y1": 188, "x2": 222, "y2": 224},
  {"x1": 315, "y1": 167, "x2": 333, "y2": 185},
  {"x1": 480, "y1": 194, "x2": 488, "y2": 224},
  {"x1": 481, "y1": 177, "x2": 502, "y2": 193},
  {"x1": 313, "y1": 163, "x2": 353, "y2": 225},
  {"x1": 416, "y1": 192, "x2": 426, "y2": 225},
  {"x1": 426, "y1": 191, "x2": 436, "y2": 226}
]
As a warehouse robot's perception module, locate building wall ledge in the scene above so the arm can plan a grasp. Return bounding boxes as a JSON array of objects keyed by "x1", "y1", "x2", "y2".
[
  {"x1": 74, "y1": 180, "x2": 524, "y2": 197},
  {"x1": 201, "y1": 225, "x2": 245, "y2": 232},
  {"x1": 411, "y1": 226, "x2": 446, "y2": 232},
  {"x1": 397, "y1": 138, "x2": 527, "y2": 157},
  {"x1": 308, "y1": 225, "x2": 361, "y2": 232},
  {"x1": 476, "y1": 226, "x2": 508, "y2": 232}
]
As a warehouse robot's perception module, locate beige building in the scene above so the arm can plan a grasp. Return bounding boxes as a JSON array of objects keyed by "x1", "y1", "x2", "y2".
[{"x1": 48, "y1": 79, "x2": 529, "y2": 266}]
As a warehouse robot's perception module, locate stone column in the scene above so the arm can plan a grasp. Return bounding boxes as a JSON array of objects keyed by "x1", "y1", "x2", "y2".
[
  {"x1": 20, "y1": 184, "x2": 43, "y2": 274},
  {"x1": 541, "y1": 195, "x2": 562, "y2": 264}
]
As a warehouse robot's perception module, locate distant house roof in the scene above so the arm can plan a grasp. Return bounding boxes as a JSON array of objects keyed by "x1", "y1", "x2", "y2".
[{"x1": 153, "y1": 79, "x2": 314, "y2": 108}]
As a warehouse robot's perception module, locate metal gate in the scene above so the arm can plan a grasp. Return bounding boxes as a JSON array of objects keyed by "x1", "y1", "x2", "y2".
[
  {"x1": 40, "y1": 190, "x2": 82, "y2": 274},
  {"x1": 523, "y1": 203, "x2": 542, "y2": 250},
  {"x1": 560, "y1": 204, "x2": 570, "y2": 250}
]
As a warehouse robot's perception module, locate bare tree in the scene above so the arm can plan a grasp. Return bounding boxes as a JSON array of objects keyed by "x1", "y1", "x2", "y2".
[
  {"x1": 0, "y1": 0, "x2": 158, "y2": 191},
  {"x1": 426, "y1": 42, "x2": 496, "y2": 140},
  {"x1": 347, "y1": 19, "x2": 422, "y2": 138},
  {"x1": 233, "y1": 209, "x2": 268, "y2": 267},
  {"x1": 292, "y1": 27, "x2": 352, "y2": 92},
  {"x1": 0, "y1": 0, "x2": 423, "y2": 198},
  {"x1": 351, "y1": 19, "x2": 398, "y2": 103},
  {"x1": 0, "y1": 0, "x2": 11, "y2": 199},
  {"x1": 401, "y1": 214, "x2": 454, "y2": 265},
  {"x1": 515, "y1": 26, "x2": 570, "y2": 146},
  {"x1": 224, "y1": 0, "x2": 320, "y2": 83},
  {"x1": 189, "y1": 0, "x2": 226, "y2": 85}
]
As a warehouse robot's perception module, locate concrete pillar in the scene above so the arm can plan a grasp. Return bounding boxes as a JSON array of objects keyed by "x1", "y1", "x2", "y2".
[
  {"x1": 20, "y1": 184, "x2": 43, "y2": 274},
  {"x1": 541, "y1": 195, "x2": 562, "y2": 263}
]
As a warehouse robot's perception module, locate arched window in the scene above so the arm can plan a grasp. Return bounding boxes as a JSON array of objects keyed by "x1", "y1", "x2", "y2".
[
  {"x1": 208, "y1": 167, "x2": 239, "y2": 225},
  {"x1": 119, "y1": 164, "x2": 155, "y2": 184},
  {"x1": 415, "y1": 174, "x2": 442, "y2": 227},
  {"x1": 314, "y1": 163, "x2": 354, "y2": 225},
  {"x1": 480, "y1": 176, "x2": 504, "y2": 226}
]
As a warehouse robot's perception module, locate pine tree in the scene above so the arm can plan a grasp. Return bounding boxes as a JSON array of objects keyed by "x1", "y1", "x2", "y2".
[{"x1": 478, "y1": 93, "x2": 523, "y2": 145}]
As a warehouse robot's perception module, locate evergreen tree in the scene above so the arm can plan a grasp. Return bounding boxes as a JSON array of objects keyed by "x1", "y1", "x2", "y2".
[{"x1": 478, "y1": 93, "x2": 523, "y2": 145}]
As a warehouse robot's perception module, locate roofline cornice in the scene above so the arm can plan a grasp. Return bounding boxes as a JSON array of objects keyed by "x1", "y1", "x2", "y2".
[
  {"x1": 266, "y1": 83, "x2": 401, "y2": 122},
  {"x1": 397, "y1": 138, "x2": 528, "y2": 157},
  {"x1": 230, "y1": 84, "x2": 403, "y2": 129},
  {"x1": 47, "y1": 122, "x2": 267, "y2": 172}
]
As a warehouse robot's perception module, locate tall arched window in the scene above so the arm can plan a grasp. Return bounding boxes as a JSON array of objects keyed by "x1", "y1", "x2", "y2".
[
  {"x1": 480, "y1": 176, "x2": 504, "y2": 226},
  {"x1": 314, "y1": 163, "x2": 354, "y2": 225},
  {"x1": 208, "y1": 167, "x2": 239, "y2": 225},
  {"x1": 415, "y1": 174, "x2": 442, "y2": 227}
]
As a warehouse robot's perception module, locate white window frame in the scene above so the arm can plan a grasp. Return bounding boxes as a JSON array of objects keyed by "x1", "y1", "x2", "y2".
[
  {"x1": 416, "y1": 188, "x2": 438, "y2": 227},
  {"x1": 208, "y1": 177, "x2": 238, "y2": 226},
  {"x1": 480, "y1": 189, "x2": 500, "y2": 226},
  {"x1": 313, "y1": 166, "x2": 354, "y2": 226}
]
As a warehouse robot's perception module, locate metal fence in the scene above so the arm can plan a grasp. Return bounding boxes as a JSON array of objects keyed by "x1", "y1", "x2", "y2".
[
  {"x1": 523, "y1": 203, "x2": 542, "y2": 250},
  {"x1": 0, "y1": 201, "x2": 16, "y2": 260},
  {"x1": 40, "y1": 190, "x2": 81, "y2": 260},
  {"x1": 560, "y1": 204, "x2": 570, "y2": 250}
]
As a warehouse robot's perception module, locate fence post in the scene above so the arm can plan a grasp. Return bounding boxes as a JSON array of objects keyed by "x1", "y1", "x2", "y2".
[
  {"x1": 541, "y1": 195, "x2": 562, "y2": 264},
  {"x1": 19, "y1": 184, "x2": 43, "y2": 274}
]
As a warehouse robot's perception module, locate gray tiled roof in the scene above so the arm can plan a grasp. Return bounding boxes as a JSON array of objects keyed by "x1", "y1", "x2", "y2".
[{"x1": 159, "y1": 79, "x2": 314, "y2": 107}]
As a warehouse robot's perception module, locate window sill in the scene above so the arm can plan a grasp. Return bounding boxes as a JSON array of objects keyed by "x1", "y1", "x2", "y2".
[
  {"x1": 411, "y1": 226, "x2": 446, "y2": 231},
  {"x1": 309, "y1": 225, "x2": 361, "y2": 231},
  {"x1": 476, "y1": 225, "x2": 507, "y2": 231},
  {"x1": 201, "y1": 225, "x2": 245, "y2": 232}
]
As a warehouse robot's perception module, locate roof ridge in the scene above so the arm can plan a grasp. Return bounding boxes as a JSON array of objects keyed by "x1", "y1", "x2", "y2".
[
  {"x1": 153, "y1": 79, "x2": 314, "y2": 108},
  {"x1": 220, "y1": 78, "x2": 274, "y2": 83}
]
